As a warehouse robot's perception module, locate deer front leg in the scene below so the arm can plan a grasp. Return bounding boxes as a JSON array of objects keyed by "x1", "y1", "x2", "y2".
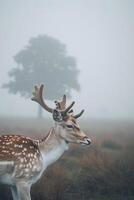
[
  {"x1": 17, "y1": 182, "x2": 31, "y2": 200},
  {"x1": 11, "y1": 185, "x2": 20, "y2": 200}
]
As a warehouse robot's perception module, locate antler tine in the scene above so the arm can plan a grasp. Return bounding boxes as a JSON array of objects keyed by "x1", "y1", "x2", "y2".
[
  {"x1": 54, "y1": 94, "x2": 66, "y2": 110},
  {"x1": 31, "y1": 84, "x2": 53, "y2": 113},
  {"x1": 62, "y1": 95, "x2": 66, "y2": 106},
  {"x1": 61, "y1": 101, "x2": 75, "y2": 114},
  {"x1": 60, "y1": 95, "x2": 66, "y2": 109},
  {"x1": 73, "y1": 109, "x2": 85, "y2": 119}
]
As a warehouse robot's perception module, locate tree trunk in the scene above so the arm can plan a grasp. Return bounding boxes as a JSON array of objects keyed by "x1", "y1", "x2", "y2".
[{"x1": 38, "y1": 105, "x2": 43, "y2": 118}]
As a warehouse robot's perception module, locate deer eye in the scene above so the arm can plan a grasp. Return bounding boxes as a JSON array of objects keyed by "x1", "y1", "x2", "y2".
[{"x1": 66, "y1": 124, "x2": 74, "y2": 129}]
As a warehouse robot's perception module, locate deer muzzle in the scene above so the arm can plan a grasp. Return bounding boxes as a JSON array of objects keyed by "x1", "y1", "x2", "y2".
[{"x1": 79, "y1": 136, "x2": 91, "y2": 145}]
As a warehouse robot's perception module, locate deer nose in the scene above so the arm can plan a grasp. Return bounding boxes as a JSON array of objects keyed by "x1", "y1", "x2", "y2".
[
  {"x1": 84, "y1": 137, "x2": 91, "y2": 145},
  {"x1": 86, "y1": 138, "x2": 91, "y2": 145}
]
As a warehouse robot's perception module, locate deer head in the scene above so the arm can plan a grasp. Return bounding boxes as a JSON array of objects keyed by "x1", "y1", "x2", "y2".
[{"x1": 31, "y1": 84, "x2": 91, "y2": 145}]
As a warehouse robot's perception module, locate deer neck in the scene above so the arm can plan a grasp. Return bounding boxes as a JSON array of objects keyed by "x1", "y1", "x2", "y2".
[{"x1": 38, "y1": 126, "x2": 68, "y2": 168}]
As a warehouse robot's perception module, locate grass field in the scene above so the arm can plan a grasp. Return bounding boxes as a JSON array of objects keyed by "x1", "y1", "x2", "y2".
[{"x1": 0, "y1": 117, "x2": 134, "y2": 200}]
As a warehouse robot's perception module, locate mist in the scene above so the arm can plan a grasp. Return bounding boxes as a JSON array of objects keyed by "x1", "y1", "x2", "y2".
[{"x1": 0, "y1": 0, "x2": 134, "y2": 119}]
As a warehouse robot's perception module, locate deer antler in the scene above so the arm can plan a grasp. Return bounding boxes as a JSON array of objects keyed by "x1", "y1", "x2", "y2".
[
  {"x1": 31, "y1": 84, "x2": 53, "y2": 113},
  {"x1": 55, "y1": 95, "x2": 75, "y2": 114},
  {"x1": 73, "y1": 109, "x2": 85, "y2": 119},
  {"x1": 55, "y1": 94, "x2": 66, "y2": 110},
  {"x1": 31, "y1": 84, "x2": 75, "y2": 114},
  {"x1": 63, "y1": 101, "x2": 75, "y2": 114}
]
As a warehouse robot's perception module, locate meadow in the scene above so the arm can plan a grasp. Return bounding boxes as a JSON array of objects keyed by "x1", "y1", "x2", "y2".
[{"x1": 0, "y1": 117, "x2": 134, "y2": 200}]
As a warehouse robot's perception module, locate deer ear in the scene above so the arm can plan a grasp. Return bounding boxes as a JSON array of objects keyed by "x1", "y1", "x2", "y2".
[{"x1": 53, "y1": 109, "x2": 63, "y2": 122}]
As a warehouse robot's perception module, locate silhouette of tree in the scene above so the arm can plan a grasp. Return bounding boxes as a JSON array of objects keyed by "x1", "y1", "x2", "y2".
[{"x1": 3, "y1": 35, "x2": 80, "y2": 117}]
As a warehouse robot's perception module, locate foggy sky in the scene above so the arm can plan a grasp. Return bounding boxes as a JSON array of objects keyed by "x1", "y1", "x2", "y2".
[{"x1": 0, "y1": 0, "x2": 134, "y2": 119}]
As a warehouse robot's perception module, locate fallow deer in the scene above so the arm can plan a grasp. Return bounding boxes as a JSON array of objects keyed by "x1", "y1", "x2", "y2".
[{"x1": 0, "y1": 84, "x2": 91, "y2": 200}]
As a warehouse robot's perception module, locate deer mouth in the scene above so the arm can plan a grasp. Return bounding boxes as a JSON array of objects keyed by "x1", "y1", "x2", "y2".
[{"x1": 79, "y1": 138, "x2": 91, "y2": 145}]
